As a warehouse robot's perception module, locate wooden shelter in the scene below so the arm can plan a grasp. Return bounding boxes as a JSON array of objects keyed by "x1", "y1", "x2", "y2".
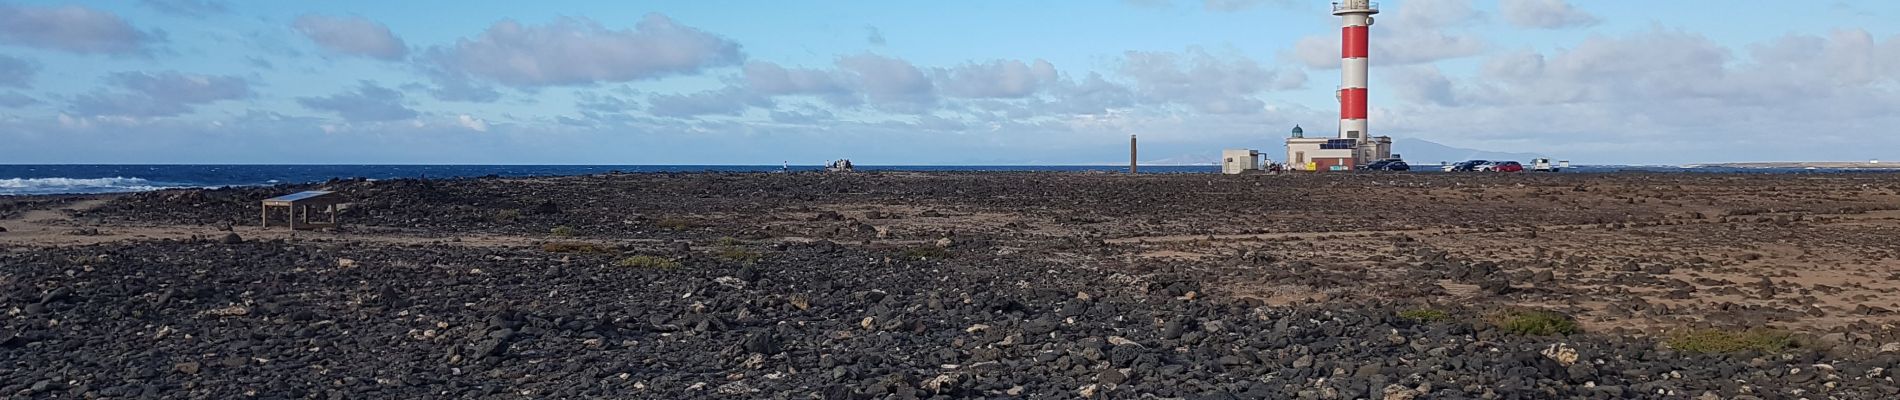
[{"x1": 261, "y1": 191, "x2": 343, "y2": 230}]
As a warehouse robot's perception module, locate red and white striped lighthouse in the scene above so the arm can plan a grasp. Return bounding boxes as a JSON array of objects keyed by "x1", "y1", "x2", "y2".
[{"x1": 1334, "y1": 0, "x2": 1377, "y2": 142}]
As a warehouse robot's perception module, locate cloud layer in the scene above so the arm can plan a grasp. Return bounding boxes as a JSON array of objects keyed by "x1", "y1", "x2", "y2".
[
  {"x1": 293, "y1": 14, "x2": 409, "y2": 60},
  {"x1": 141, "y1": 0, "x2": 228, "y2": 18},
  {"x1": 1382, "y1": 28, "x2": 1900, "y2": 162},
  {"x1": 0, "y1": 54, "x2": 36, "y2": 88},
  {"x1": 69, "y1": 71, "x2": 250, "y2": 117},
  {"x1": 297, "y1": 82, "x2": 419, "y2": 121},
  {"x1": 433, "y1": 14, "x2": 743, "y2": 87},
  {"x1": 1500, "y1": 0, "x2": 1599, "y2": 29},
  {"x1": 0, "y1": 4, "x2": 155, "y2": 54},
  {"x1": 1291, "y1": 0, "x2": 1486, "y2": 69}
]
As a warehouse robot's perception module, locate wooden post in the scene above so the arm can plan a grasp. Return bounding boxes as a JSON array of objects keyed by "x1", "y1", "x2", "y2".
[{"x1": 261, "y1": 205, "x2": 268, "y2": 228}]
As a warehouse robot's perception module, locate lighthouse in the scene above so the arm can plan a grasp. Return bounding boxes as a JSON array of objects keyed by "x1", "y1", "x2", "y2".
[
  {"x1": 1335, "y1": 0, "x2": 1374, "y2": 142},
  {"x1": 1285, "y1": 0, "x2": 1392, "y2": 171}
]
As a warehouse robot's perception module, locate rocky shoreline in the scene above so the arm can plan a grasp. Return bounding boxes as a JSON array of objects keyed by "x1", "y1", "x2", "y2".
[{"x1": 7, "y1": 172, "x2": 1900, "y2": 398}]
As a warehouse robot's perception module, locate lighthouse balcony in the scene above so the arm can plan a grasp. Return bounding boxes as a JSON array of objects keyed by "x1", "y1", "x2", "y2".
[{"x1": 1332, "y1": 1, "x2": 1379, "y2": 14}]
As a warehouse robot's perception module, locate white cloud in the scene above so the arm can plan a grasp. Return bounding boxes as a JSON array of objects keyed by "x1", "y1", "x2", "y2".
[
  {"x1": 837, "y1": 53, "x2": 935, "y2": 105},
  {"x1": 109, "y1": 71, "x2": 251, "y2": 103},
  {"x1": 1500, "y1": 0, "x2": 1600, "y2": 29},
  {"x1": 293, "y1": 14, "x2": 409, "y2": 61},
  {"x1": 297, "y1": 82, "x2": 418, "y2": 121},
  {"x1": 1290, "y1": 0, "x2": 1486, "y2": 69},
  {"x1": 433, "y1": 14, "x2": 743, "y2": 87},
  {"x1": 1125, "y1": 0, "x2": 1300, "y2": 13},
  {"x1": 456, "y1": 114, "x2": 488, "y2": 132},
  {"x1": 69, "y1": 71, "x2": 251, "y2": 117},
  {"x1": 1119, "y1": 47, "x2": 1303, "y2": 114},
  {"x1": 935, "y1": 59, "x2": 1058, "y2": 99},
  {"x1": 742, "y1": 61, "x2": 852, "y2": 97},
  {"x1": 0, "y1": 4, "x2": 156, "y2": 54},
  {"x1": 1383, "y1": 28, "x2": 1900, "y2": 163},
  {"x1": 1396, "y1": 0, "x2": 1483, "y2": 29},
  {"x1": 1386, "y1": 64, "x2": 1456, "y2": 105}
]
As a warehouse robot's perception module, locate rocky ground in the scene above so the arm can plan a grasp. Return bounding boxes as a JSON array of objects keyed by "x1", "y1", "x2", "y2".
[{"x1": 6, "y1": 172, "x2": 1900, "y2": 399}]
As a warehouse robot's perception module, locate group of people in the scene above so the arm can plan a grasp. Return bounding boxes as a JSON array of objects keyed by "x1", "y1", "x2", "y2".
[{"x1": 825, "y1": 159, "x2": 854, "y2": 171}]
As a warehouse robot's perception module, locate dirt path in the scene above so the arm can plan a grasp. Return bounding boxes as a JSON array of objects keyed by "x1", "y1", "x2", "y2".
[{"x1": 0, "y1": 197, "x2": 607, "y2": 249}]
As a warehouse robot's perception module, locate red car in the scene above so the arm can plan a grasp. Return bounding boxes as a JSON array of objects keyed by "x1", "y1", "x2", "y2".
[{"x1": 1490, "y1": 161, "x2": 1525, "y2": 172}]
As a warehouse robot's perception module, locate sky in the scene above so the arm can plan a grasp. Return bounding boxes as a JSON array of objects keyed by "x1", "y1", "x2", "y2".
[{"x1": 1, "y1": 0, "x2": 1897, "y2": 165}]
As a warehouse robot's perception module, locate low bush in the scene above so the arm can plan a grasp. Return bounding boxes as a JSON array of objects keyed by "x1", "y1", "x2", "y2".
[
  {"x1": 615, "y1": 255, "x2": 681, "y2": 269},
  {"x1": 1665, "y1": 328, "x2": 1797, "y2": 354},
  {"x1": 550, "y1": 226, "x2": 580, "y2": 237},
  {"x1": 1399, "y1": 308, "x2": 1450, "y2": 323},
  {"x1": 1489, "y1": 309, "x2": 1579, "y2": 336},
  {"x1": 492, "y1": 209, "x2": 522, "y2": 223}
]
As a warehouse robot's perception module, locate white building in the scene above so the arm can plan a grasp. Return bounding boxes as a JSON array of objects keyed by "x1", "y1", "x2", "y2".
[{"x1": 1221, "y1": 149, "x2": 1261, "y2": 174}]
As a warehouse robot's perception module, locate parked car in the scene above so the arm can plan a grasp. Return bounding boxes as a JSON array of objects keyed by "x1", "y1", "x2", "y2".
[
  {"x1": 1449, "y1": 160, "x2": 1489, "y2": 172},
  {"x1": 1361, "y1": 160, "x2": 1410, "y2": 171},
  {"x1": 1490, "y1": 161, "x2": 1525, "y2": 172},
  {"x1": 1531, "y1": 158, "x2": 1561, "y2": 172}
]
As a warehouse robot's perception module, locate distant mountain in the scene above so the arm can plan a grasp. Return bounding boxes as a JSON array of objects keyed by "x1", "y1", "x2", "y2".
[
  {"x1": 1393, "y1": 139, "x2": 1546, "y2": 164},
  {"x1": 1142, "y1": 152, "x2": 1219, "y2": 166}
]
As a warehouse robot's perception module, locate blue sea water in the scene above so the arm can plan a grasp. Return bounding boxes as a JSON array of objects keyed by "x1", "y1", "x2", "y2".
[
  {"x1": 0, "y1": 164, "x2": 1216, "y2": 195},
  {"x1": 0, "y1": 164, "x2": 1888, "y2": 196}
]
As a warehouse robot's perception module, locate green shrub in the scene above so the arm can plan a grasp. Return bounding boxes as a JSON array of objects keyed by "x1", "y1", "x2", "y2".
[
  {"x1": 901, "y1": 247, "x2": 953, "y2": 260},
  {"x1": 1490, "y1": 309, "x2": 1579, "y2": 336},
  {"x1": 550, "y1": 226, "x2": 580, "y2": 237},
  {"x1": 616, "y1": 255, "x2": 681, "y2": 269},
  {"x1": 1399, "y1": 308, "x2": 1450, "y2": 323},
  {"x1": 717, "y1": 237, "x2": 742, "y2": 246},
  {"x1": 1665, "y1": 328, "x2": 1796, "y2": 354},
  {"x1": 493, "y1": 209, "x2": 522, "y2": 222},
  {"x1": 716, "y1": 246, "x2": 763, "y2": 264},
  {"x1": 541, "y1": 242, "x2": 610, "y2": 254}
]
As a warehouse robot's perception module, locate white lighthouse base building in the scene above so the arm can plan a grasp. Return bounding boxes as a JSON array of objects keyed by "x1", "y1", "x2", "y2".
[{"x1": 1284, "y1": 136, "x2": 1390, "y2": 171}]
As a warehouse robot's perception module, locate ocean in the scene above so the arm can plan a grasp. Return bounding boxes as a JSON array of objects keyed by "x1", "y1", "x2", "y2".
[{"x1": 0, "y1": 164, "x2": 1889, "y2": 196}]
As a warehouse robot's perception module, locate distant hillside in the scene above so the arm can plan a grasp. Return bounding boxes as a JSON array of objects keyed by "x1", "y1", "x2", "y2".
[
  {"x1": 1394, "y1": 139, "x2": 1546, "y2": 164},
  {"x1": 1142, "y1": 152, "x2": 1218, "y2": 166},
  {"x1": 1687, "y1": 161, "x2": 1900, "y2": 169}
]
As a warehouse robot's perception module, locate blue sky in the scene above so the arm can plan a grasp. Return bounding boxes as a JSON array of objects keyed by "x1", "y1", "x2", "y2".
[{"x1": 2, "y1": 0, "x2": 1897, "y2": 164}]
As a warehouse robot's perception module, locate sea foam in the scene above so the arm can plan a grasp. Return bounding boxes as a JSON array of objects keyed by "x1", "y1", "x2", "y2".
[{"x1": 0, "y1": 177, "x2": 175, "y2": 195}]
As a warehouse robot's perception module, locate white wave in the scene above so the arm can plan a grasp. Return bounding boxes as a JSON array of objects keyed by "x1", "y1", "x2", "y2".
[{"x1": 0, "y1": 177, "x2": 183, "y2": 195}]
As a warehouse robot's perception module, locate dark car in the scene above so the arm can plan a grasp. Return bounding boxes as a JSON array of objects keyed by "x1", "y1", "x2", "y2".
[
  {"x1": 1449, "y1": 160, "x2": 1489, "y2": 172},
  {"x1": 1361, "y1": 160, "x2": 1410, "y2": 171}
]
